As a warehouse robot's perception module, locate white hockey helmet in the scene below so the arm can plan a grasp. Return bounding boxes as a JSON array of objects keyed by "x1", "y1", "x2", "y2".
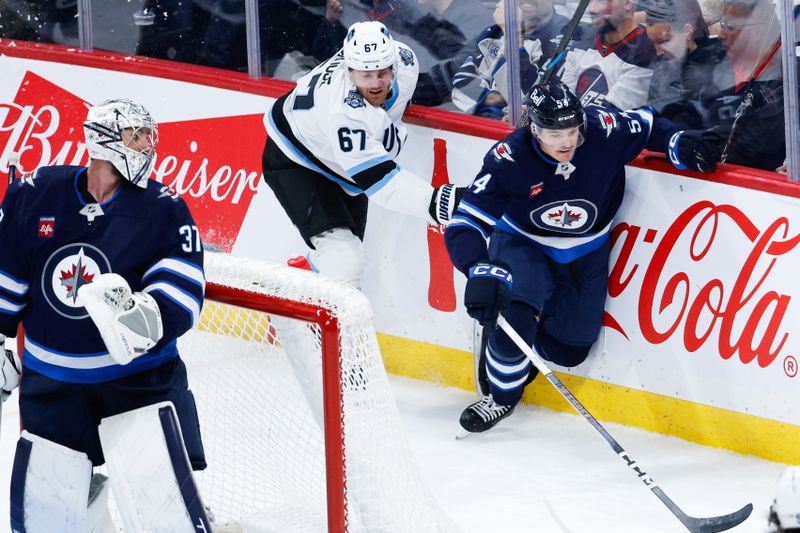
[
  {"x1": 343, "y1": 21, "x2": 396, "y2": 71},
  {"x1": 83, "y1": 98, "x2": 158, "y2": 189},
  {"x1": 769, "y1": 466, "x2": 800, "y2": 532}
]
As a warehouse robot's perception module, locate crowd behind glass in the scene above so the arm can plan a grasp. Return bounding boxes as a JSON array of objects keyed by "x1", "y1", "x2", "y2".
[{"x1": 0, "y1": 0, "x2": 796, "y2": 173}]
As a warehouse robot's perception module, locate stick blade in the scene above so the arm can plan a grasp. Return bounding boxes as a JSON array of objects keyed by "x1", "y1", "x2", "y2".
[{"x1": 683, "y1": 503, "x2": 753, "y2": 533}]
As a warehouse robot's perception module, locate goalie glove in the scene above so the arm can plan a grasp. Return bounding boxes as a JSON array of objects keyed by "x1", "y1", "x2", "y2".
[
  {"x1": 0, "y1": 334, "x2": 21, "y2": 402},
  {"x1": 78, "y1": 274, "x2": 163, "y2": 365},
  {"x1": 668, "y1": 129, "x2": 722, "y2": 172},
  {"x1": 428, "y1": 184, "x2": 466, "y2": 225}
]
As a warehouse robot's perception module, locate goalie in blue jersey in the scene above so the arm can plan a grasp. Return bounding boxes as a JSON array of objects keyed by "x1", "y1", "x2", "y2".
[
  {"x1": 445, "y1": 82, "x2": 721, "y2": 433},
  {"x1": 0, "y1": 99, "x2": 212, "y2": 530}
]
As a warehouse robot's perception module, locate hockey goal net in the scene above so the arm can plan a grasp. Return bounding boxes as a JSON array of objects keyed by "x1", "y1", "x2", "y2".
[{"x1": 179, "y1": 252, "x2": 457, "y2": 532}]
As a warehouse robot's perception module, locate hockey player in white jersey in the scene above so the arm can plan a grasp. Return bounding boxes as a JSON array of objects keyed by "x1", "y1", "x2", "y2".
[
  {"x1": 263, "y1": 20, "x2": 463, "y2": 288},
  {"x1": 263, "y1": 21, "x2": 463, "y2": 431}
]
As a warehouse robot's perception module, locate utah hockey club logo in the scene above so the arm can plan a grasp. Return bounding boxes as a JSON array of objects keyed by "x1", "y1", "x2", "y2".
[
  {"x1": 38, "y1": 217, "x2": 55, "y2": 238},
  {"x1": 398, "y1": 47, "x2": 415, "y2": 66},
  {"x1": 41, "y1": 243, "x2": 111, "y2": 319},
  {"x1": 530, "y1": 199, "x2": 597, "y2": 233}
]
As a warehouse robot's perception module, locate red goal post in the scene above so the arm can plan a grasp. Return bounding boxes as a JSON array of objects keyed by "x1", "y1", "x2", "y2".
[{"x1": 182, "y1": 252, "x2": 458, "y2": 532}]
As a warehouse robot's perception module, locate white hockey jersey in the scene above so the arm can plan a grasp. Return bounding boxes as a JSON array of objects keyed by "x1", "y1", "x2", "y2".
[{"x1": 265, "y1": 42, "x2": 420, "y2": 198}]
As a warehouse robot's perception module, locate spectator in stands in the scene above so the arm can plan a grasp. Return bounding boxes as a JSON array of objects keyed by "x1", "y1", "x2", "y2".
[
  {"x1": 644, "y1": 0, "x2": 733, "y2": 129},
  {"x1": 136, "y1": 0, "x2": 212, "y2": 65},
  {"x1": 196, "y1": 0, "x2": 331, "y2": 77},
  {"x1": 452, "y1": 0, "x2": 586, "y2": 120},
  {"x1": 560, "y1": 0, "x2": 658, "y2": 110},
  {"x1": 699, "y1": 0, "x2": 724, "y2": 34},
  {"x1": 0, "y1": 0, "x2": 78, "y2": 44},
  {"x1": 703, "y1": 0, "x2": 791, "y2": 170},
  {"x1": 319, "y1": 0, "x2": 493, "y2": 107}
]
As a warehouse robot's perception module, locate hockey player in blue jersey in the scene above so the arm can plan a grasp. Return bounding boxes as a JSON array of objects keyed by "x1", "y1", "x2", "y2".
[
  {"x1": 0, "y1": 99, "x2": 212, "y2": 530},
  {"x1": 445, "y1": 82, "x2": 721, "y2": 432}
]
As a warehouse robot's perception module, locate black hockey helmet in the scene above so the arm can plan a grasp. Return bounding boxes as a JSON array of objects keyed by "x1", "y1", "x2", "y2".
[{"x1": 526, "y1": 82, "x2": 584, "y2": 130}]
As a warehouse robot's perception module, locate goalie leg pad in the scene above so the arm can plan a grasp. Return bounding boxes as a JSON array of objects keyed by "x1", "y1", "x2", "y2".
[
  {"x1": 98, "y1": 401, "x2": 211, "y2": 533},
  {"x1": 10, "y1": 430, "x2": 93, "y2": 533}
]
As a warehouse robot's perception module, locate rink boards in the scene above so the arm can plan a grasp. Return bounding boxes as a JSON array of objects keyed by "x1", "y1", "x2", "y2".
[{"x1": 0, "y1": 41, "x2": 798, "y2": 463}]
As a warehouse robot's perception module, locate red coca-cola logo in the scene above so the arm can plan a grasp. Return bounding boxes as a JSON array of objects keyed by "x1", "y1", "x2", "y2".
[
  {"x1": 0, "y1": 72, "x2": 263, "y2": 252},
  {"x1": 609, "y1": 200, "x2": 800, "y2": 368}
]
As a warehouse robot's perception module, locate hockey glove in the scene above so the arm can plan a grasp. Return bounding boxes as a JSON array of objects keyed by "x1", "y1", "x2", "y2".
[
  {"x1": 0, "y1": 334, "x2": 21, "y2": 402},
  {"x1": 79, "y1": 274, "x2": 163, "y2": 366},
  {"x1": 429, "y1": 184, "x2": 466, "y2": 225},
  {"x1": 668, "y1": 129, "x2": 723, "y2": 172},
  {"x1": 464, "y1": 263, "x2": 512, "y2": 329}
]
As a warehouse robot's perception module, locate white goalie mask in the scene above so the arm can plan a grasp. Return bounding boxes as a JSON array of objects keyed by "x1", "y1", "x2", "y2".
[
  {"x1": 343, "y1": 21, "x2": 396, "y2": 71},
  {"x1": 769, "y1": 466, "x2": 800, "y2": 532},
  {"x1": 83, "y1": 98, "x2": 158, "y2": 189}
]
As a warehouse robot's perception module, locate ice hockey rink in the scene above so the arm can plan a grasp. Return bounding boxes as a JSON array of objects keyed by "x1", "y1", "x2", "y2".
[{"x1": 0, "y1": 373, "x2": 787, "y2": 533}]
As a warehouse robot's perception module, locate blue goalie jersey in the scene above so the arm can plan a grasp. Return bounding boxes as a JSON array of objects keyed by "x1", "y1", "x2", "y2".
[
  {"x1": 0, "y1": 166, "x2": 205, "y2": 383},
  {"x1": 446, "y1": 105, "x2": 677, "y2": 271}
]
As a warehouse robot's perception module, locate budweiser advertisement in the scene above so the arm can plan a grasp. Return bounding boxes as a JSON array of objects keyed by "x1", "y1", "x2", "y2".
[{"x1": 1, "y1": 54, "x2": 799, "y2": 428}]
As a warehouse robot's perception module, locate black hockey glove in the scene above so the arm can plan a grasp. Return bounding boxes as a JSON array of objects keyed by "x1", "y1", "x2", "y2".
[
  {"x1": 464, "y1": 262, "x2": 512, "y2": 329},
  {"x1": 667, "y1": 129, "x2": 723, "y2": 173},
  {"x1": 429, "y1": 184, "x2": 466, "y2": 225}
]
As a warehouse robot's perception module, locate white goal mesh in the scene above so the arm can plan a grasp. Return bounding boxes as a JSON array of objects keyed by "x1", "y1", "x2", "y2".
[{"x1": 180, "y1": 252, "x2": 458, "y2": 532}]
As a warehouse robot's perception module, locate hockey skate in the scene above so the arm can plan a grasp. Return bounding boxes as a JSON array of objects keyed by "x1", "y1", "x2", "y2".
[{"x1": 459, "y1": 394, "x2": 516, "y2": 433}]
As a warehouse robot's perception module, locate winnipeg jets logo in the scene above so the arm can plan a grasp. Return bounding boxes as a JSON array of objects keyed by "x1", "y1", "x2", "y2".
[
  {"x1": 42, "y1": 243, "x2": 111, "y2": 318},
  {"x1": 597, "y1": 110, "x2": 617, "y2": 137},
  {"x1": 158, "y1": 185, "x2": 180, "y2": 201},
  {"x1": 530, "y1": 199, "x2": 596, "y2": 234},
  {"x1": 79, "y1": 203, "x2": 104, "y2": 222},
  {"x1": 19, "y1": 171, "x2": 37, "y2": 187},
  {"x1": 548, "y1": 203, "x2": 583, "y2": 227},
  {"x1": 487, "y1": 41, "x2": 501, "y2": 60},
  {"x1": 555, "y1": 161, "x2": 576, "y2": 180},
  {"x1": 59, "y1": 249, "x2": 96, "y2": 305},
  {"x1": 492, "y1": 142, "x2": 514, "y2": 162}
]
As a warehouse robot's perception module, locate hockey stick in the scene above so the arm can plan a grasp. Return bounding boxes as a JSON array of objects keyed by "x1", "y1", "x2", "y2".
[
  {"x1": 516, "y1": 0, "x2": 592, "y2": 128},
  {"x1": 497, "y1": 315, "x2": 753, "y2": 533}
]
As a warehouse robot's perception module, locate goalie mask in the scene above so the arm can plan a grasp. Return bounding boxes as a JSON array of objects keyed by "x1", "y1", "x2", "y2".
[
  {"x1": 83, "y1": 98, "x2": 159, "y2": 189},
  {"x1": 343, "y1": 21, "x2": 396, "y2": 72}
]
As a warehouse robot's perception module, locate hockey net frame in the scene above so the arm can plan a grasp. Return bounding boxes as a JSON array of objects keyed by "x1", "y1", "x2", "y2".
[{"x1": 183, "y1": 252, "x2": 456, "y2": 532}]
